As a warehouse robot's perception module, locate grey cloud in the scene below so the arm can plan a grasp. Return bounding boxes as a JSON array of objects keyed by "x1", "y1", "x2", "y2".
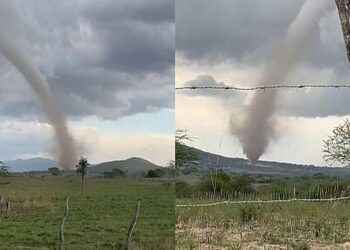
[
  {"x1": 97, "y1": 23, "x2": 174, "y2": 74},
  {"x1": 176, "y1": 0, "x2": 304, "y2": 62},
  {"x1": 0, "y1": 126, "x2": 50, "y2": 160},
  {"x1": 278, "y1": 88, "x2": 350, "y2": 118},
  {"x1": 181, "y1": 74, "x2": 350, "y2": 118},
  {"x1": 176, "y1": 0, "x2": 350, "y2": 118},
  {"x1": 0, "y1": 101, "x2": 40, "y2": 119},
  {"x1": 178, "y1": 75, "x2": 248, "y2": 113},
  {"x1": 180, "y1": 75, "x2": 229, "y2": 97},
  {"x1": 82, "y1": 0, "x2": 174, "y2": 25},
  {"x1": 176, "y1": 0, "x2": 347, "y2": 72}
]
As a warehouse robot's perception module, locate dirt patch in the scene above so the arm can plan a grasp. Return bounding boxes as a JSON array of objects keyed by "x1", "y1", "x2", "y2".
[{"x1": 176, "y1": 223, "x2": 350, "y2": 250}]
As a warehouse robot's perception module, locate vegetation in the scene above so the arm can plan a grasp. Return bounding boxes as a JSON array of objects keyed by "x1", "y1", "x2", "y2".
[
  {"x1": 175, "y1": 182, "x2": 192, "y2": 198},
  {"x1": 176, "y1": 173, "x2": 350, "y2": 248},
  {"x1": 168, "y1": 160, "x2": 176, "y2": 179},
  {"x1": 0, "y1": 161, "x2": 8, "y2": 177},
  {"x1": 175, "y1": 130, "x2": 197, "y2": 168},
  {"x1": 48, "y1": 167, "x2": 60, "y2": 176},
  {"x1": 103, "y1": 168, "x2": 125, "y2": 178},
  {"x1": 0, "y1": 177, "x2": 174, "y2": 249},
  {"x1": 176, "y1": 172, "x2": 350, "y2": 200},
  {"x1": 176, "y1": 201, "x2": 350, "y2": 249},
  {"x1": 145, "y1": 170, "x2": 160, "y2": 178},
  {"x1": 323, "y1": 119, "x2": 350, "y2": 165}
]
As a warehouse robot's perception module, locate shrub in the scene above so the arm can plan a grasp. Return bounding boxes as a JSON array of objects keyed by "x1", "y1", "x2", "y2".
[
  {"x1": 194, "y1": 171, "x2": 254, "y2": 196},
  {"x1": 176, "y1": 181, "x2": 192, "y2": 198},
  {"x1": 239, "y1": 205, "x2": 258, "y2": 224},
  {"x1": 103, "y1": 168, "x2": 125, "y2": 178},
  {"x1": 145, "y1": 170, "x2": 160, "y2": 178}
]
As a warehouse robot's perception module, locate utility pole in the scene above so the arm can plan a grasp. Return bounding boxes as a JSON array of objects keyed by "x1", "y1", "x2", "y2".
[{"x1": 335, "y1": 0, "x2": 350, "y2": 64}]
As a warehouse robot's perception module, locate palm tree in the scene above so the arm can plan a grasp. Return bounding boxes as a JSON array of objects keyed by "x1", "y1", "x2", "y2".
[{"x1": 75, "y1": 157, "x2": 89, "y2": 194}]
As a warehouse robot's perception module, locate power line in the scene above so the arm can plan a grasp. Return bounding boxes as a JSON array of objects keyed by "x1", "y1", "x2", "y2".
[{"x1": 176, "y1": 84, "x2": 350, "y2": 91}]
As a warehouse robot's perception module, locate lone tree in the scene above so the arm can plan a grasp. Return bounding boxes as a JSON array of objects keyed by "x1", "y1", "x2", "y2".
[
  {"x1": 75, "y1": 157, "x2": 89, "y2": 194},
  {"x1": 0, "y1": 161, "x2": 8, "y2": 177},
  {"x1": 322, "y1": 119, "x2": 350, "y2": 165},
  {"x1": 168, "y1": 160, "x2": 176, "y2": 179}
]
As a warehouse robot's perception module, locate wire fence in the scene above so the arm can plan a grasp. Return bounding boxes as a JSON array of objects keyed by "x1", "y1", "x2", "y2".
[
  {"x1": 176, "y1": 196, "x2": 350, "y2": 207},
  {"x1": 176, "y1": 84, "x2": 350, "y2": 91}
]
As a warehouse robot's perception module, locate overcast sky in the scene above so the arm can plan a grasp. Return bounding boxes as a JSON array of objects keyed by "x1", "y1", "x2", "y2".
[
  {"x1": 176, "y1": 0, "x2": 350, "y2": 167},
  {"x1": 0, "y1": 0, "x2": 174, "y2": 165}
]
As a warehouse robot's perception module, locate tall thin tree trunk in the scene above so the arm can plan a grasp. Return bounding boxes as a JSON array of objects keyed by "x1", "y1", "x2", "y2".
[
  {"x1": 81, "y1": 174, "x2": 84, "y2": 195},
  {"x1": 335, "y1": 0, "x2": 350, "y2": 64}
]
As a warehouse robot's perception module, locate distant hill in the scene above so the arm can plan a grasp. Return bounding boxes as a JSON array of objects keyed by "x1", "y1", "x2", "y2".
[
  {"x1": 6, "y1": 156, "x2": 160, "y2": 175},
  {"x1": 184, "y1": 146, "x2": 350, "y2": 177},
  {"x1": 6, "y1": 157, "x2": 57, "y2": 172},
  {"x1": 89, "y1": 157, "x2": 160, "y2": 175}
]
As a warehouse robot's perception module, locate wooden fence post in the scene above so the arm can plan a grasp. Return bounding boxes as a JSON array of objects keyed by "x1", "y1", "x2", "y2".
[
  {"x1": 59, "y1": 195, "x2": 69, "y2": 250},
  {"x1": 126, "y1": 201, "x2": 141, "y2": 250}
]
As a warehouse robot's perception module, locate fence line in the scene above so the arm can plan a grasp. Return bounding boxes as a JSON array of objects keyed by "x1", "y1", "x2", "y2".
[
  {"x1": 126, "y1": 201, "x2": 141, "y2": 250},
  {"x1": 176, "y1": 196, "x2": 350, "y2": 207},
  {"x1": 176, "y1": 84, "x2": 350, "y2": 91},
  {"x1": 59, "y1": 195, "x2": 69, "y2": 250}
]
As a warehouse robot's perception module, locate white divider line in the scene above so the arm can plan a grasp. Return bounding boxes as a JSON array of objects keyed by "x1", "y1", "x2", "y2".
[{"x1": 176, "y1": 196, "x2": 350, "y2": 207}]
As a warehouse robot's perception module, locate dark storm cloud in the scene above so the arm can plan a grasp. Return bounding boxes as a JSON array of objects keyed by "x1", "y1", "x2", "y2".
[
  {"x1": 83, "y1": 0, "x2": 174, "y2": 25},
  {"x1": 0, "y1": 0, "x2": 174, "y2": 120},
  {"x1": 176, "y1": 0, "x2": 347, "y2": 70},
  {"x1": 81, "y1": 0, "x2": 174, "y2": 74},
  {"x1": 177, "y1": 0, "x2": 350, "y2": 118},
  {"x1": 177, "y1": 0, "x2": 305, "y2": 62}
]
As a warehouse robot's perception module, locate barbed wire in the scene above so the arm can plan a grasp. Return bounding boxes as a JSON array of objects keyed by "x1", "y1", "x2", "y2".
[
  {"x1": 176, "y1": 196, "x2": 350, "y2": 207},
  {"x1": 176, "y1": 84, "x2": 350, "y2": 91}
]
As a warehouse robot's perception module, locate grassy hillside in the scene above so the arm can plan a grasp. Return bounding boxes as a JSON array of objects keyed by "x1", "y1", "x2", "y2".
[
  {"x1": 0, "y1": 177, "x2": 174, "y2": 249},
  {"x1": 89, "y1": 157, "x2": 160, "y2": 175}
]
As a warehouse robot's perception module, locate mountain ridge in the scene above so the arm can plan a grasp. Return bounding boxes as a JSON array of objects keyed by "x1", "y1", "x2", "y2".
[
  {"x1": 90, "y1": 157, "x2": 160, "y2": 174},
  {"x1": 6, "y1": 156, "x2": 160, "y2": 174},
  {"x1": 184, "y1": 145, "x2": 350, "y2": 177}
]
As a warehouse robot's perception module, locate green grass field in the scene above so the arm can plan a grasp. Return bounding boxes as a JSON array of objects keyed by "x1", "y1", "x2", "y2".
[
  {"x1": 176, "y1": 199, "x2": 350, "y2": 249},
  {"x1": 0, "y1": 177, "x2": 175, "y2": 250}
]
